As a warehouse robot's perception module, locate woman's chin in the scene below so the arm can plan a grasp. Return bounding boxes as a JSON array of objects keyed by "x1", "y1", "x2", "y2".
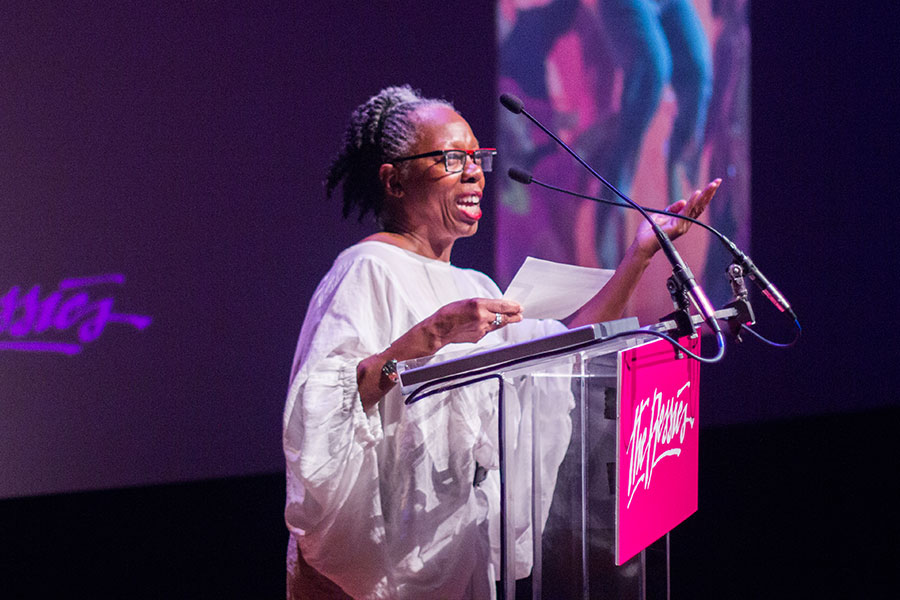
[{"x1": 457, "y1": 213, "x2": 480, "y2": 235}]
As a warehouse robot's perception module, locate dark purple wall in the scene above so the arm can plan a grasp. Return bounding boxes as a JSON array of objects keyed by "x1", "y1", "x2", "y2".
[{"x1": 0, "y1": 1, "x2": 496, "y2": 499}]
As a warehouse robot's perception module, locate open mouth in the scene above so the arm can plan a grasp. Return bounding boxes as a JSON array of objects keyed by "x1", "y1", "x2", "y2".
[{"x1": 457, "y1": 194, "x2": 482, "y2": 221}]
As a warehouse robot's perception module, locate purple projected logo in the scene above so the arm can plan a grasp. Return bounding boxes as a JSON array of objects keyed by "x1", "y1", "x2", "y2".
[{"x1": 0, "y1": 274, "x2": 152, "y2": 355}]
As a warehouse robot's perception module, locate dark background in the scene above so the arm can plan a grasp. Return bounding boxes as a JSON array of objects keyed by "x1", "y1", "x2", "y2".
[{"x1": 1, "y1": 1, "x2": 897, "y2": 597}]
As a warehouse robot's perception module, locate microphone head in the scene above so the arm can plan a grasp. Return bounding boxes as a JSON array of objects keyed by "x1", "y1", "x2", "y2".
[
  {"x1": 507, "y1": 167, "x2": 533, "y2": 184},
  {"x1": 499, "y1": 93, "x2": 524, "y2": 115}
]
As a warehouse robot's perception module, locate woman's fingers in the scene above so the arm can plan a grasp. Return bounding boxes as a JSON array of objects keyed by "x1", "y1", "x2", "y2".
[
  {"x1": 431, "y1": 298, "x2": 524, "y2": 344},
  {"x1": 478, "y1": 299, "x2": 522, "y2": 331},
  {"x1": 660, "y1": 179, "x2": 722, "y2": 238},
  {"x1": 666, "y1": 198, "x2": 689, "y2": 215},
  {"x1": 488, "y1": 309, "x2": 524, "y2": 328},
  {"x1": 485, "y1": 299, "x2": 523, "y2": 317},
  {"x1": 687, "y1": 179, "x2": 720, "y2": 216}
]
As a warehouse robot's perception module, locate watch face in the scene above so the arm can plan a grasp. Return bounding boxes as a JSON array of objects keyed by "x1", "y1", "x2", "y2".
[{"x1": 382, "y1": 359, "x2": 399, "y2": 383}]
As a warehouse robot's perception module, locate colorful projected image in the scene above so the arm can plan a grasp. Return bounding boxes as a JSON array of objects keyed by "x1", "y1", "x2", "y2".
[{"x1": 497, "y1": 0, "x2": 750, "y2": 321}]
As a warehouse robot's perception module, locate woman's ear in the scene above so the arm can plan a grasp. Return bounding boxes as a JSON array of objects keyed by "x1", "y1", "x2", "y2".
[{"x1": 379, "y1": 163, "x2": 404, "y2": 199}]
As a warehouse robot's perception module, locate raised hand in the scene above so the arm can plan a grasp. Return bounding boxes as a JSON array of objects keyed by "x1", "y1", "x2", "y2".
[{"x1": 634, "y1": 178, "x2": 721, "y2": 257}]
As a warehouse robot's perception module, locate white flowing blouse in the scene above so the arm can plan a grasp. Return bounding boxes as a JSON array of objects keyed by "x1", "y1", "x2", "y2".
[{"x1": 283, "y1": 241, "x2": 572, "y2": 599}]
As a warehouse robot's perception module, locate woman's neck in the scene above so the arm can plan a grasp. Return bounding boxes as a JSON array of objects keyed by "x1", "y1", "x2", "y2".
[{"x1": 363, "y1": 230, "x2": 453, "y2": 262}]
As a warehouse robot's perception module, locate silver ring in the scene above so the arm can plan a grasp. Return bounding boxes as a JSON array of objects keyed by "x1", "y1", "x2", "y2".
[{"x1": 492, "y1": 313, "x2": 503, "y2": 327}]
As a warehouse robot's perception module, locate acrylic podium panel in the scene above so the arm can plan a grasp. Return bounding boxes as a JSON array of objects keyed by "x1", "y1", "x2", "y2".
[{"x1": 399, "y1": 324, "x2": 684, "y2": 600}]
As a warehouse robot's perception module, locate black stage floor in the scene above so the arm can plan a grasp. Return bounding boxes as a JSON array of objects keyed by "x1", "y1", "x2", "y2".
[{"x1": 2, "y1": 407, "x2": 896, "y2": 599}]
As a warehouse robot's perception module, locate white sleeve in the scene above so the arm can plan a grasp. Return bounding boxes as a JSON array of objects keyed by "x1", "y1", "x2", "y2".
[{"x1": 282, "y1": 255, "x2": 399, "y2": 598}]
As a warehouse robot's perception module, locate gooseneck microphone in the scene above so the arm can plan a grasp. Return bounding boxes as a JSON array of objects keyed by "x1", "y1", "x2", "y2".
[
  {"x1": 500, "y1": 93, "x2": 722, "y2": 337},
  {"x1": 506, "y1": 167, "x2": 532, "y2": 185},
  {"x1": 498, "y1": 94, "x2": 525, "y2": 115},
  {"x1": 508, "y1": 166, "x2": 798, "y2": 325}
]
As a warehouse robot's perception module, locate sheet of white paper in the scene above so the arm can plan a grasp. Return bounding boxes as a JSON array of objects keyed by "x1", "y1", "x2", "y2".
[{"x1": 502, "y1": 256, "x2": 614, "y2": 320}]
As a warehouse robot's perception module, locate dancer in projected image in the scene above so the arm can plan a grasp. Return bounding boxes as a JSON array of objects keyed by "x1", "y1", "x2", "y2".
[
  {"x1": 499, "y1": 0, "x2": 712, "y2": 270},
  {"x1": 282, "y1": 85, "x2": 719, "y2": 599},
  {"x1": 702, "y1": 0, "x2": 751, "y2": 303}
]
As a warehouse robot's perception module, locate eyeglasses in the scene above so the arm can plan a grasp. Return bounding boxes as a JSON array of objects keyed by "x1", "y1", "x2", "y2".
[{"x1": 392, "y1": 148, "x2": 497, "y2": 173}]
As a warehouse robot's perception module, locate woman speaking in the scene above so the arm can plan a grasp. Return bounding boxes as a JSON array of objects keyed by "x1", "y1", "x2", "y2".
[{"x1": 283, "y1": 85, "x2": 718, "y2": 599}]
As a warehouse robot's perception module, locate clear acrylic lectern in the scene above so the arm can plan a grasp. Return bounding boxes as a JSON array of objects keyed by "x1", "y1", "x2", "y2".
[{"x1": 398, "y1": 318, "x2": 675, "y2": 600}]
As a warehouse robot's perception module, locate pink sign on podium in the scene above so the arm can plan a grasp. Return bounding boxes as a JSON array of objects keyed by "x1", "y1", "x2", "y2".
[{"x1": 616, "y1": 336, "x2": 701, "y2": 565}]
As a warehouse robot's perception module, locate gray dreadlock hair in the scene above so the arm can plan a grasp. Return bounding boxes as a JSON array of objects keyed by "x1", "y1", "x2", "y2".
[{"x1": 325, "y1": 85, "x2": 454, "y2": 222}]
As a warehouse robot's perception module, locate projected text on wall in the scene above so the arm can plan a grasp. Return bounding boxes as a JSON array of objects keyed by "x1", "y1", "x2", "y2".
[{"x1": 0, "y1": 274, "x2": 152, "y2": 354}]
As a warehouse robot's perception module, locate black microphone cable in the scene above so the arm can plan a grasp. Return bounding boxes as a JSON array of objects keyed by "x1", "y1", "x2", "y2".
[
  {"x1": 507, "y1": 167, "x2": 801, "y2": 348},
  {"x1": 502, "y1": 92, "x2": 798, "y2": 327}
]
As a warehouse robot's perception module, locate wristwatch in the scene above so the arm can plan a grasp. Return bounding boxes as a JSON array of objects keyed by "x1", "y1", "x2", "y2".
[{"x1": 381, "y1": 358, "x2": 400, "y2": 384}]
